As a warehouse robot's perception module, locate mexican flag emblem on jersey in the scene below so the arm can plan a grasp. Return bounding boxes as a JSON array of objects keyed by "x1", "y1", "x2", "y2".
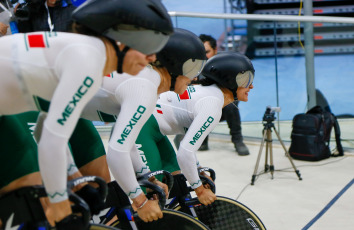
[
  {"x1": 25, "y1": 32, "x2": 57, "y2": 51},
  {"x1": 105, "y1": 73, "x2": 114, "y2": 78},
  {"x1": 156, "y1": 104, "x2": 163, "y2": 114},
  {"x1": 177, "y1": 87, "x2": 192, "y2": 101}
]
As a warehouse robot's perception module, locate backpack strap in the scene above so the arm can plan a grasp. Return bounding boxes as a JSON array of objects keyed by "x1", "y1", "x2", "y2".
[{"x1": 331, "y1": 113, "x2": 344, "y2": 157}]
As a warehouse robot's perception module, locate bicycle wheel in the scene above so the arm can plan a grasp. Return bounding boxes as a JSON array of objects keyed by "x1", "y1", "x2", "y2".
[
  {"x1": 89, "y1": 223, "x2": 122, "y2": 229},
  {"x1": 112, "y1": 209, "x2": 210, "y2": 230},
  {"x1": 175, "y1": 196, "x2": 266, "y2": 230}
]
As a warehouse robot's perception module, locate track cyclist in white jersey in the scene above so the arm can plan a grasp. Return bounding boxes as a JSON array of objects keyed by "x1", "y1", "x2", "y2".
[
  {"x1": 78, "y1": 28, "x2": 207, "y2": 222},
  {"x1": 0, "y1": 0, "x2": 173, "y2": 228},
  {"x1": 136, "y1": 52, "x2": 255, "y2": 204}
]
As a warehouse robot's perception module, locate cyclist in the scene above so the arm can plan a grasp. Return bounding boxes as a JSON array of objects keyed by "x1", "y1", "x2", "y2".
[
  {"x1": 135, "y1": 52, "x2": 255, "y2": 205},
  {"x1": 0, "y1": 0, "x2": 173, "y2": 228}
]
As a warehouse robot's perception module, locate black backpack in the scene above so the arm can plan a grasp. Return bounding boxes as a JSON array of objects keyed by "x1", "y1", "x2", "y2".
[{"x1": 289, "y1": 106, "x2": 344, "y2": 161}]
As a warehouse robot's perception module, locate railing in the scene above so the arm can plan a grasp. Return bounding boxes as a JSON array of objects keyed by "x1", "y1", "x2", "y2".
[
  {"x1": 167, "y1": 11, "x2": 354, "y2": 150},
  {"x1": 169, "y1": 12, "x2": 354, "y2": 24}
]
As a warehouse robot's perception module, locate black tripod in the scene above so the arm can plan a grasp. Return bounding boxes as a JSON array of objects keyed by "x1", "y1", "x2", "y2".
[{"x1": 251, "y1": 117, "x2": 302, "y2": 185}]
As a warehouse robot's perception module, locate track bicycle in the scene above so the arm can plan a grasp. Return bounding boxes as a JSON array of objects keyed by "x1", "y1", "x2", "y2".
[
  {"x1": 0, "y1": 175, "x2": 117, "y2": 230},
  {"x1": 166, "y1": 167, "x2": 267, "y2": 230},
  {"x1": 92, "y1": 170, "x2": 210, "y2": 230}
]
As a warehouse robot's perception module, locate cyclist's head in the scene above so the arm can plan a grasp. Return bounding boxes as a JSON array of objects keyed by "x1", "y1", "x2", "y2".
[
  {"x1": 72, "y1": 0, "x2": 173, "y2": 73},
  {"x1": 200, "y1": 52, "x2": 255, "y2": 99},
  {"x1": 153, "y1": 28, "x2": 207, "y2": 92}
]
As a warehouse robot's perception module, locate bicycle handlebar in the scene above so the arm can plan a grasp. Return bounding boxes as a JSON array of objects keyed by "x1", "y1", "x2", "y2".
[
  {"x1": 137, "y1": 170, "x2": 174, "y2": 193},
  {"x1": 67, "y1": 176, "x2": 108, "y2": 227},
  {"x1": 68, "y1": 191, "x2": 90, "y2": 229},
  {"x1": 199, "y1": 175, "x2": 216, "y2": 194},
  {"x1": 137, "y1": 170, "x2": 174, "y2": 210},
  {"x1": 67, "y1": 175, "x2": 108, "y2": 201},
  {"x1": 198, "y1": 167, "x2": 216, "y2": 181},
  {"x1": 138, "y1": 179, "x2": 166, "y2": 210}
]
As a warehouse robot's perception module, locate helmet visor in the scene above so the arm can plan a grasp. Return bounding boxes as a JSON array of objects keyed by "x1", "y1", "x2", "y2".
[
  {"x1": 105, "y1": 28, "x2": 170, "y2": 55},
  {"x1": 182, "y1": 59, "x2": 206, "y2": 80},
  {"x1": 236, "y1": 71, "x2": 254, "y2": 88}
]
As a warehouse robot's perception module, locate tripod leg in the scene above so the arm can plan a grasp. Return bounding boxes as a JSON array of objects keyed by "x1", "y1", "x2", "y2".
[
  {"x1": 272, "y1": 127, "x2": 302, "y2": 180},
  {"x1": 264, "y1": 131, "x2": 269, "y2": 172},
  {"x1": 251, "y1": 129, "x2": 268, "y2": 185},
  {"x1": 268, "y1": 129, "x2": 274, "y2": 179}
]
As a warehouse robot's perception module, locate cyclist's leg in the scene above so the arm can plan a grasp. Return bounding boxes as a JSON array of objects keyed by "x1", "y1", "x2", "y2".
[
  {"x1": 157, "y1": 135, "x2": 181, "y2": 174},
  {"x1": 69, "y1": 118, "x2": 111, "y2": 183},
  {"x1": 135, "y1": 115, "x2": 164, "y2": 173},
  {"x1": 0, "y1": 114, "x2": 41, "y2": 195},
  {"x1": 14, "y1": 111, "x2": 40, "y2": 135},
  {"x1": 78, "y1": 156, "x2": 110, "y2": 182},
  {"x1": 0, "y1": 114, "x2": 47, "y2": 229}
]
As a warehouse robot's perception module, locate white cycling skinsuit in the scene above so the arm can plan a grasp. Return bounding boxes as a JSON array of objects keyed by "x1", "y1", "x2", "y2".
[
  {"x1": 81, "y1": 65, "x2": 160, "y2": 199},
  {"x1": 152, "y1": 84, "x2": 224, "y2": 189},
  {"x1": 0, "y1": 31, "x2": 106, "y2": 203}
]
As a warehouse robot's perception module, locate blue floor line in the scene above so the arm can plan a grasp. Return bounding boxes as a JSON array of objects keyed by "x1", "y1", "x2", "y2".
[{"x1": 302, "y1": 178, "x2": 354, "y2": 230}]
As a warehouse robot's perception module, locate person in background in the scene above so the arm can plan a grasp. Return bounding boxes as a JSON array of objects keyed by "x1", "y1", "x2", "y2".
[
  {"x1": 0, "y1": 21, "x2": 8, "y2": 35},
  {"x1": 15, "y1": 0, "x2": 77, "y2": 33}
]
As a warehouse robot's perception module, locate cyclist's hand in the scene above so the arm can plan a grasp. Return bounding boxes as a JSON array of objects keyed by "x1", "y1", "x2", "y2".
[
  {"x1": 76, "y1": 184, "x2": 105, "y2": 215},
  {"x1": 45, "y1": 199, "x2": 72, "y2": 226},
  {"x1": 200, "y1": 170, "x2": 214, "y2": 190},
  {"x1": 137, "y1": 199, "x2": 163, "y2": 222},
  {"x1": 133, "y1": 193, "x2": 163, "y2": 222},
  {"x1": 150, "y1": 178, "x2": 169, "y2": 198},
  {"x1": 195, "y1": 186, "x2": 216, "y2": 205}
]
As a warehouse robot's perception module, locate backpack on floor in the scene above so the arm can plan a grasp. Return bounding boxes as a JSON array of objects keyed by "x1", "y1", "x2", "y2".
[{"x1": 289, "y1": 106, "x2": 344, "y2": 161}]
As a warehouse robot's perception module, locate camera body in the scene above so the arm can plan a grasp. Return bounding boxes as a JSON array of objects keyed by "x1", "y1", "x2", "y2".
[
  {"x1": 262, "y1": 106, "x2": 280, "y2": 123},
  {"x1": 13, "y1": 0, "x2": 44, "y2": 20}
]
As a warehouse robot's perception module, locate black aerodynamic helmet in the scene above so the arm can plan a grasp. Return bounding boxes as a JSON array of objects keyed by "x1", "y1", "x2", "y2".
[
  {"x1": 72, "y1": 0, "x2": 173, "y2": 55},
  {"x1": 201, "y1": 52, "x2": 255, "y2": 99},
  {"x1": 72, "y1": 0, "x2": 173, "y2": 73},
  {"x1": 156, "y1": 28, "x2": 207, "y2": 90}
]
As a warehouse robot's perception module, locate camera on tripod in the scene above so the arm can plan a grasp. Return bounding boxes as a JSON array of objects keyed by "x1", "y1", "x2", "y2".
[
  {"x1": 262, "y1": 106, "x2": 281, "y2": 123},
  {"x1": 251, "y1": 105, "x2": 301, "y2": 185}
]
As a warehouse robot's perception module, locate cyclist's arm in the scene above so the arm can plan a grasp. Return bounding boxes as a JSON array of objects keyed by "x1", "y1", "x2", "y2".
[
  {"x1": 106, "y1": 76, "x2": 158, "y2": 200},
  {"x1": 177, "y1": 96, "x2": 222, "y2": 190},
  {"x1": 38, "y1": 45, "x2": 105, "y2": 224}
]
